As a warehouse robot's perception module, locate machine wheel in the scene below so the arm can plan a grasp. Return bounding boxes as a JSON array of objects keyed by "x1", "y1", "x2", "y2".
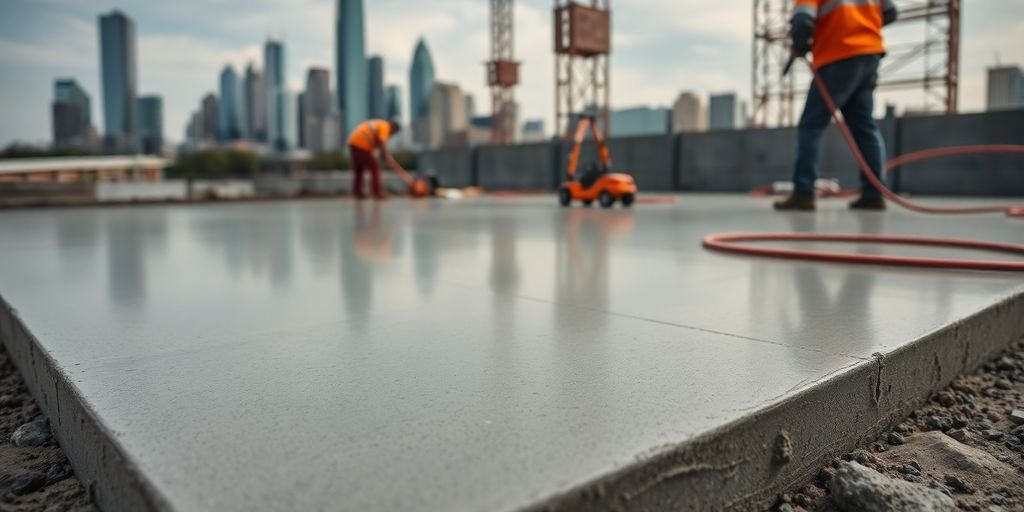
[
  {"x1": 621, "y1": 193, "x2": 635, "y2": 207},
  {"x1": 582, "y1": 199, "x2": 594, "y2": 207},
  {"x1": 558, "y1": 187, "x2": 572, "y2": 207},
  {"x1": 598, "y1": 191, "x2": 615, "y2": 208}
]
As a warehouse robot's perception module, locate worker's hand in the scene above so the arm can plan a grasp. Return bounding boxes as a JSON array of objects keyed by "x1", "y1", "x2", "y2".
[
  {"x1": 789, "y1": 12, "x2": 814, "y2": 57},
  {"x1": 790, "y1": 37, "x2": 811, "y2": 58}
]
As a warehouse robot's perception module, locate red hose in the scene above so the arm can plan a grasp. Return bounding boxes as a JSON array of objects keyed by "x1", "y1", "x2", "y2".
[{"x1": 703, "y1": 58, "x2": 1024, "y2": 271}]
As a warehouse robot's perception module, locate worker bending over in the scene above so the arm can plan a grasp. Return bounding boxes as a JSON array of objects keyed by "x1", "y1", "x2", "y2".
[
  {"x1": 774, "y1": 0, "x2": 898, "y2": 211},
  {"x1": 347, "y1": 119, "x2": 405, "y2": 200}
]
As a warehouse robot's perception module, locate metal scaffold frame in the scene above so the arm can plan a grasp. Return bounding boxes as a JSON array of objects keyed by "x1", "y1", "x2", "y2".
[
  {"x1": 554, "y1": 0, "x2": 611, "y2": 138},
  {"x1": 752, "y1": 0, "x2": 960, "y2": 127},
  {"x1": 489, "y1": 0, "x2": 519, "y2": 145}
]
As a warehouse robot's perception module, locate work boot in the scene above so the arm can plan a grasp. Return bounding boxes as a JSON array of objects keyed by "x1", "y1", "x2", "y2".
[
  {"x1": 773, "y1": 195, "x2": 816, "y2": 211},
  {"x1": 849, "y1": 195, "x2": 886, "y2": 211}
]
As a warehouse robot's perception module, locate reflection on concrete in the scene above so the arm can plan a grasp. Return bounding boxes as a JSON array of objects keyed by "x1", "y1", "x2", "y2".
[
  {"x1": 410, "y1": 201, "x2": 440, "y2": 297},
  {"x1": 341, "y1": 202, "x2": 391, "y2": 335},
  {"x1": 104, "y1": 212, "x2": 168, "y2": 308},
  {"x1": 750, "y1": 213, "x2": 880, "y2": 357}
]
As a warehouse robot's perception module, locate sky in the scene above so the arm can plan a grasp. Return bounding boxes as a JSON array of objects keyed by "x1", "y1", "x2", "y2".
[{"x1": 0, "y1": 0, "x2": 1022, "y2": 147}]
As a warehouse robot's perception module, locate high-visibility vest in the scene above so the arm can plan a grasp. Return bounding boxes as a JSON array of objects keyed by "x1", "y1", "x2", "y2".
[
  {"x1": 793, "y1": 0, "x2": 891, "y2": 69},
  {"x1": 348, "y1": 119, "x2": 392, "y2": 152}
]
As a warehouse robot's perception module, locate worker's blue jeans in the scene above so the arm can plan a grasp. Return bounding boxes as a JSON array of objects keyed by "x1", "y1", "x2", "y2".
[{"x1": 793, "y1": 54, "x2": 885, "y2": 198}]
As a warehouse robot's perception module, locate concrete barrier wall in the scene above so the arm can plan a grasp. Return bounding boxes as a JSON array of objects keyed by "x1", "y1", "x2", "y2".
[
  {"x1": 418, "y1": 108, "x2": 1024, "y2": 195},
  {"x1": 419, "y1": 149, "x2": 474, "y2": 188},
  {"x1": 897, "y1": 110, "x2": 1024, "y2": 196},
  {"x1": 477, "y1": 142, "x2": 555, "y2": 190}
]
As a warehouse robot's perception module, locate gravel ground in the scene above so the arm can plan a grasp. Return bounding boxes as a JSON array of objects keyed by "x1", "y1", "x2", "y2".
[
  {"x1": 776, "y1": 339, "x2": 1024, "y2": 512},
  {"x1": 0, "y1": 344, "x2": 95, "y2": 511}
]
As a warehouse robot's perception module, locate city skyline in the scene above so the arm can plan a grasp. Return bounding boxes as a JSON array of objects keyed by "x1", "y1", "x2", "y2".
[{"x1": 1, "y1": 1, "x2": 1023, "y2": 147}]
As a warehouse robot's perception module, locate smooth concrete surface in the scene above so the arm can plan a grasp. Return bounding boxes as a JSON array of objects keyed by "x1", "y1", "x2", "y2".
[{"x1": 0, "y1": 195, "x2": 1023, "y2": 511}]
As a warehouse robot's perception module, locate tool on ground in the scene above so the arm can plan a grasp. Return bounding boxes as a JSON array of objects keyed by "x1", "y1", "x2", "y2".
[
  {"x1": 390, "y1": 165, "x2": 433, "y2": 198},
  {"x1": 704, "y1": 57, "x2": 1024, "y2": 272},
  {"x1": 559, "y1": 115, "x2": 637, "y2": 208}
]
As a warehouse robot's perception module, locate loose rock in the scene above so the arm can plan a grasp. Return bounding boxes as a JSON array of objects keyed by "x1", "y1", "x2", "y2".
[
  {"x1": 927, "y1": 415, "x2": 954, "y2": 431},
  {"x1": 8, "y1": 473, "x2": 46, "y2": 496},
  {"x1": 944, "y1": 474, "x2": 976, "y2": 494},
  {"x1": 983, "y1": 429, "x2": 1004, "y2": 441},
  {"x1": 1009, "y1": 410, "x2": 1024, "y2": 426},
  {"x1": 888, "y1": 432, "x2": 906, "y2": 445},
  {"x1": 948, "y1": 429, "x2": 969, "y2": 443},
  {"x1": 11, "y1": 419, "x2": 50, "y2": 448},
  {"x1": 829, "y1": 462, "x2": 955, "y2": 512}
]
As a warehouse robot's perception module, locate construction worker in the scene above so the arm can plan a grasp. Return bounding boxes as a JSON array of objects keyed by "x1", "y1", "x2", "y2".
[
  {"x1": 347, "y1": 119, "x2": 405, "y2": 200},
  {"x1": 774, "y1": 0, "x2": 898, "y2": 211}
]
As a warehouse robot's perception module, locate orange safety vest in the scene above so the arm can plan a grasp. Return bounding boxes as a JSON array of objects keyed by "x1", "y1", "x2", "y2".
[
  {"x1": 347, "y1": 119, "x2": 392, "y2": 152},
  {"x1": 792, "y1": 0, "x2": 889, "y2": 69}
]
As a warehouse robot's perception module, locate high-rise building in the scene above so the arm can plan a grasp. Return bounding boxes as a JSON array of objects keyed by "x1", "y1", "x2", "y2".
[
  {"x1": 609, "y1": 107, "x2": 670, "y2": 136},
  {"x1": 98, "y1": 10, "x2": 138, "y2": 153},
  {"x1": 52, "y1": 79, "x2": 95, "y2": 149},
  {"x1": 409, "y1": 38, "x2": 436, "y2": 145},
  {"x1": 709, "y1": 93, "x2": 738, "y2": 131},
  {"x1": 264, "y1": 39, "x2": 288, "y2": 151},
  {"x1": 218, "y1": 65, "x2": 243, "y2": 141},
  {"x1": 297, "y1": 91, "x2": 307, "y2": 149},
  {"x1": 201, "y1": 93, "x2": 219, "y2": 142},
  {"x1": 464, "y1": 94, "x2": 475, "y2": 123},
  {"x1": 385, "y1": 84, "x2": 402, "y2": 122},
  {"x1": 672, "y1": 92, "x2": 706, "y2": 133},
  {"x1": 427, "y1": 81, "x2": 468, "y2": 149},
  {"x1": 284, "y1": 90, "x2": 297, "y2": 150},
  {"x1": 304, "y1": 68, "x2": 340, "y2": 152},
  {"x1": 367, "y1": 55, "x2": 385, "y2": 119},
  {"x1": 987, "y1": 66, "x2": 1024, "y2": 111},
  {"x1": 336, "y1": 0, "x2": 367, "y2": 137},
  {"x1": 243, "y1": 63, "x2": 265, "y2": 140},
  {"x1": 137, "y1": 95, "x2": 163, "y2": 154}
]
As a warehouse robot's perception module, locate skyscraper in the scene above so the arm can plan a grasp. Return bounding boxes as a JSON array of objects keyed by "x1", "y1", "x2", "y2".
[
  {"x1": 304, "y1": 68, "x2": 339, "y2": 152},
  {"x1": 709, "y1": 93, "x2": 738, "y2": 131},
  {"x1": 137, "y1": 95, "x2": 163, "y2": 154},
  {"x1": 52, "y1": 79, "x2": 95, "y2": 149},
  {"x1": 297, "y1": 91, "x2": 307, "y2": 148},
  {"x1": 464, "y1": 94, "x2": 475, "y2": 124},
  {"x1": 201, "y1": 93, "x2": 219, "y2": 142},
  {"x1": 219, "y1": 65, "x2": 243, "y2": 141},
  {"x1": 98, "y1": 10, "x2": 138, "y2": 153},
  {"x1": 367, "y1": 55, "x2": 385, "y2": 119},
  {"x1": 672, "y1": 92, "x2": 706, "y2": 133},
  {"x1": 409, "y1": 38, "x2": 436, "y2": 145},
  {"x1": 385, "y1": 84, "x2": 402, "y2": 122},
  {"x1": 336, "y1": 0, "x2": 367, "y2": 137},
  {"x1": 427, "y1": 81, "x2": 467, "y2": 149},
  {"x1": 987, "y1": 66, "x2": 1024, "y2": 111},
  {"x1": 264, "y1": 39, "x2": 288, "y2": 151},
  {"x1": 243, "y1": 63, "x2": 265, "y2": 140}
]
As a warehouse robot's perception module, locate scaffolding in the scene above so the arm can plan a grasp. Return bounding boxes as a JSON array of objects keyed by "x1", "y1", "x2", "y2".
[
  {"x1": 488, "y1": 0, "x2": 519, "y2": 145},
  {"x1": 554, "y1": 0, "x2": 611, "y2": 138},
  {"x1": 752, "y1": 0, "x2": 960, "y2": 127}
]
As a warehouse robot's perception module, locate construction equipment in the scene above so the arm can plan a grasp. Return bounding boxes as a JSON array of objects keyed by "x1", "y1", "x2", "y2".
[
  {"x1": 390, "y1": 165, "x2": 434, "y2": 198},
  {"x1": 559, "y1": 115, "x2": 636, "y2": 208}
]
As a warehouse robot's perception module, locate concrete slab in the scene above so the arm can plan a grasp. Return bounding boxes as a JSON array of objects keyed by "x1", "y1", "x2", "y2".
[{"x1": 0, "y1": 195, "x2": 1022, "y2": 511}]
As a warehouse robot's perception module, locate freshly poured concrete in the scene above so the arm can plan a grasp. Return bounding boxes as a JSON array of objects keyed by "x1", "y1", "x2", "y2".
[{"x1": 0, "y1": 195, "x2": 1022, "y2": 511}]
